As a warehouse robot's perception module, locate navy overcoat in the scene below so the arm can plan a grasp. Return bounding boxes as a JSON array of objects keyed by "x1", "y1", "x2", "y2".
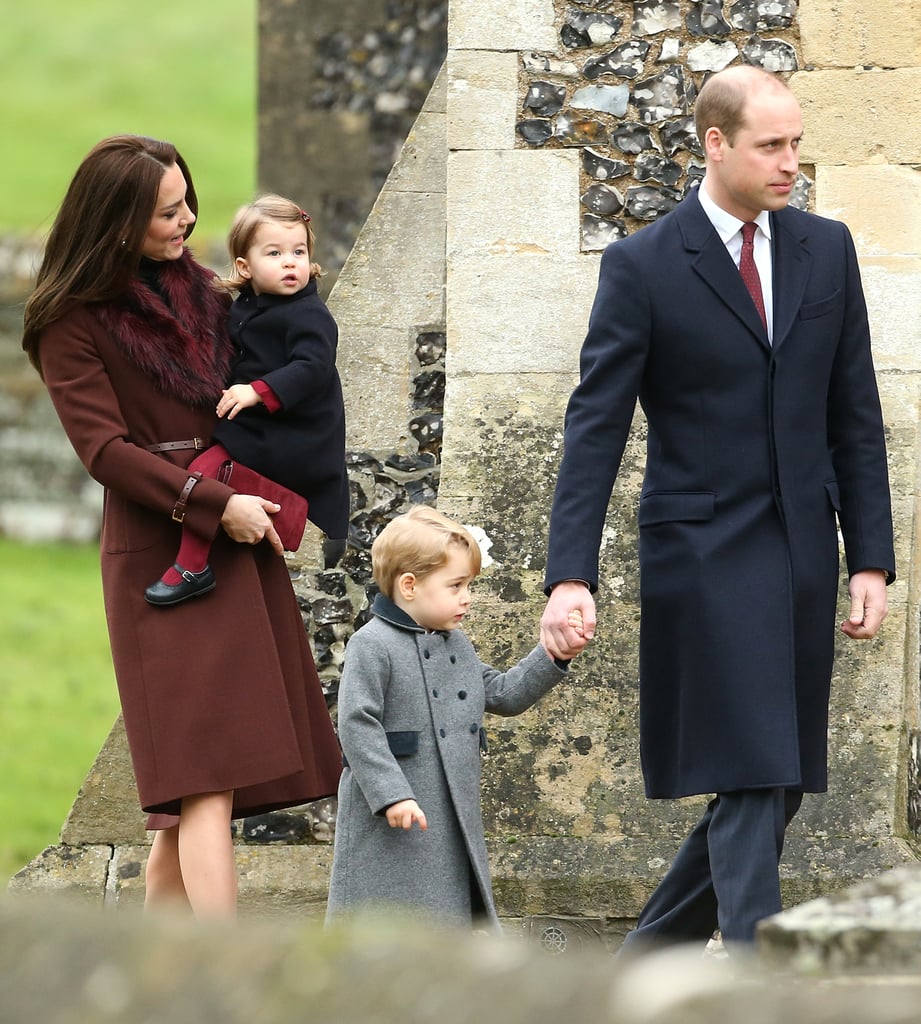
[
  {"x1": 545, "y1": 190, "x2": 894, "y2": 799},
  {"x1": 213, "y1": 278, "x2": 349, "y2": 538}
]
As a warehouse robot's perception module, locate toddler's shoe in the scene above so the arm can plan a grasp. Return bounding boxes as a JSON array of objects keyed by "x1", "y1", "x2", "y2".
[{"x1": 144, "y1": 564, "x2": 215, "y2": 607}]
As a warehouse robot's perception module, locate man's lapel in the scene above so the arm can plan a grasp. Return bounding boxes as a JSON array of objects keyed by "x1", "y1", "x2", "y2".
[
  {"x1": 769, "y1": 208, "x2": 812, "y2": 352},
  {"x1": 677, "y1": 192, "x2": 770, "y2": 349}
]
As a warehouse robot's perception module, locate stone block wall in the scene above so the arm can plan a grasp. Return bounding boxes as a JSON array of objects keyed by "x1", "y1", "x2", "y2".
[
  {"x1": 439, "y1": 0, "x2": 921, "y2": 935},
  {"x1": 0, "y1": 241, "x2": 104, "y2": 543}
]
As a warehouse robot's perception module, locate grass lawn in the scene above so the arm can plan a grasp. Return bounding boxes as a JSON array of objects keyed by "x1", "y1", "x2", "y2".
[
  {"x1": 0, "y1": 5, "x2": 256, "y2": 881},
  {"x1": 0, "y1": 539, "x2": 119, "y2": 882},
  {"x1": 3, "y1": 2, "x2": 255, "y2": 249}
]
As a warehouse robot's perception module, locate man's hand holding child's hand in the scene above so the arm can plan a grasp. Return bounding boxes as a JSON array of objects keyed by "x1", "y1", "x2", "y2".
[{"x1": 386, "y1": 799, "x2": 428, "y2": 830}]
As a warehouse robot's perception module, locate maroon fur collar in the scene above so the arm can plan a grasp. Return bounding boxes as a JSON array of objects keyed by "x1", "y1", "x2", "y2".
[{"x1": 93, "y1": 251, "x2": 233, "y2": 408}]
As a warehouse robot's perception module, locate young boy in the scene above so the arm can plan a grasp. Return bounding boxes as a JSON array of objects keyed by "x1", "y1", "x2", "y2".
[{"x1": 326, "y1": 505, "x2": 574, "y2": 930}]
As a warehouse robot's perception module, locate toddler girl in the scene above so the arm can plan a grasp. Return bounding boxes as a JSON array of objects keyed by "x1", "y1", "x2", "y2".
[{"x1": 145, "y1": 195, "x2": 349, "y2": 605}]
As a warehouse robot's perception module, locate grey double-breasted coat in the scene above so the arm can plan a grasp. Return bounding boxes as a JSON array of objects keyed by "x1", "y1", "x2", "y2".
[{"x1": 326, "y1": 595, "x2": 568, "y2": 928}]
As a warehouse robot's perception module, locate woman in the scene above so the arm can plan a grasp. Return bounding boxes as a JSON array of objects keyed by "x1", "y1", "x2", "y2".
[{"x1": 21, "y1": 136, "x2": 342, "y2": 916}]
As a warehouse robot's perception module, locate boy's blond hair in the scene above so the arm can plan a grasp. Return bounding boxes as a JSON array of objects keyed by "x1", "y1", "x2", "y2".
[{"x1": 372, "y1": 506, "x2": 482, "y2": 599}]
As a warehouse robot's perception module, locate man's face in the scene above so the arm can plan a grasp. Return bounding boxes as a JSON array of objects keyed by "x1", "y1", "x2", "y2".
[{"x1": 703, "y1": 87, "x2": 803, "y2": 222}]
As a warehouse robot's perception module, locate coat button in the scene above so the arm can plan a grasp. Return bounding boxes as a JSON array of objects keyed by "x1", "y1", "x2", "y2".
[
  {"x1": 469, "y1": 723, "x2": 478, "y2": 734},
  {"x1": 458, "y1": 690, "x2": 467, "y2": 700},
  {"x1": 450, "y1": 655, "x2": 457, "y2": 664},
  {"x1": 423, "y1": 650, "x2": 430, "y2": 659},
  {"x1": 439, "y1": 728, "x2": 446, "y2": 738},
  {"x1": 432, "y1": 689, "x2": 439, "y2": 698}
]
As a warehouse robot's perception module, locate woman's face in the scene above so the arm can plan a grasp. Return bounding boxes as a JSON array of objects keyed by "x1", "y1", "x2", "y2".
[{"x1": 141, "y1": 162, "x2": 196, "y2": 261}]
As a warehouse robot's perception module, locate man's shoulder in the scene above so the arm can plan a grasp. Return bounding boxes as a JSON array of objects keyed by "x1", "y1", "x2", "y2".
[
  {"x1": 773, "y1": 203, "x2": 849, "y2": 243},
  {"x1": 608, "y1": 189, "x2": 701, "y2": 248},
  {"x1": 597, "y1": 200, "x2": 690, "y2": 270}
]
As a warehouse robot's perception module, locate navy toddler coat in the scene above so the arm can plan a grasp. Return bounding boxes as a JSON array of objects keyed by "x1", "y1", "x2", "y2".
[
  {"x1": 213, "y1": 279, "x2": 349, "y2": 538},
  {"x1": 545, "y1": 191, "x2": 894, "y2": 800}
]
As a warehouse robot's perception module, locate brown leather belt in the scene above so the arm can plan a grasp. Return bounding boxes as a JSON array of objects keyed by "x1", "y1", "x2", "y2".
[{"x1": 144, "y1": 437, "x2": 210, "y2": 454}]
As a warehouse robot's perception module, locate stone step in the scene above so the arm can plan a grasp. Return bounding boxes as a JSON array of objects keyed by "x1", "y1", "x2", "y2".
[{"x1": 759, "y1": 863, "x2": 921, "y2": 975}]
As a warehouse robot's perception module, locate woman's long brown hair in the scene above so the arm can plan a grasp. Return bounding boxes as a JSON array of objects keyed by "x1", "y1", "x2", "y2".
[{"x1": 22, "y1": 135, "x2": 198, "y2": 375}]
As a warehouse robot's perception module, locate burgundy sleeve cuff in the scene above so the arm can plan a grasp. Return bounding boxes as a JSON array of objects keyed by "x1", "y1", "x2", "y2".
[{"x1": 251, "y1": 379, "x2": 281, "y2": 413}]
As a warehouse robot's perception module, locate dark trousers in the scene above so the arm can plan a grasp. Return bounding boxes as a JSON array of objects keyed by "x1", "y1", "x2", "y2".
[{"x1": 622, "y1": 788, "x2": 803, "y2": 949}]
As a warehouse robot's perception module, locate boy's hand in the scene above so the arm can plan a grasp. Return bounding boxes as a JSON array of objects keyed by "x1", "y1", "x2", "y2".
[
  {"x1": 567, "y1": 608, "x2": 585, "y2": 637},
  {"x1": 217, "y1": 384, "x2": 261, "y2": 420},
  {"x1": 385, "y1": 799, "x2": 428, "y2": 831}
]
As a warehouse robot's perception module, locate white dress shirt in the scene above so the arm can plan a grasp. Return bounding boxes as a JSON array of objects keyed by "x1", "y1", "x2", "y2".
[{"x1": 697, "y1": 182, "x2": 774, "y2": 343}]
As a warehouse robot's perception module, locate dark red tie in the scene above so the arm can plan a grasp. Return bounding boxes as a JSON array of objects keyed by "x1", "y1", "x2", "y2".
[{"x1": 739, "y1": 222, "x2": 767, "y2": 331}]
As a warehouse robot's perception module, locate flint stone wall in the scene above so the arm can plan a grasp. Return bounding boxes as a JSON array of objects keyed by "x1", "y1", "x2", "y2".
[{"x1": 258, "y1": 0, "x2": 447, "y2": 296}]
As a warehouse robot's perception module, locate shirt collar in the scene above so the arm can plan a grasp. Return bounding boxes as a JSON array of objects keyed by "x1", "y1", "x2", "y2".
[{"x1": 698, "y1": 180, "x2": 772, "y2": 244}]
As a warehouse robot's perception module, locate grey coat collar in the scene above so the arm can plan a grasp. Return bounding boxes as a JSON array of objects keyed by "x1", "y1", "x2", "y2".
[{"x1": 371, "y1": 593, "x2": 434, "y2": 634}]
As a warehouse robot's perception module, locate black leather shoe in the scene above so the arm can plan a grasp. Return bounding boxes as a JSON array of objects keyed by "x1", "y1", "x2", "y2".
[{"x1": 144, "y1": 564, "x2": 215, "y2": 606}]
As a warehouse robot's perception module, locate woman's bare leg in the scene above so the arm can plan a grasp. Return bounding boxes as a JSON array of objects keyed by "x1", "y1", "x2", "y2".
[
  {"x1": 177, "y1": 790, "x2": 237, "y2": 917},
  {"x1": 144, "y1": 825, "x2": 189, "y2": 910}
]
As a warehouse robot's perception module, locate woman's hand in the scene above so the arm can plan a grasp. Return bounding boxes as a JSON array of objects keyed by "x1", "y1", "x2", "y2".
[{"x1": 220, "y1": 494, "x2": 284, "y2": 555}]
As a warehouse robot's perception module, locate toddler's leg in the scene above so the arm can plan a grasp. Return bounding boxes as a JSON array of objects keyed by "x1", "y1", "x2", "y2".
[
  {"x1": 144, "y1": 444, "x2": 230, "y2": 607},
  {"x1": 322, "y1": 537, "x2": 348, "y2": 568}
]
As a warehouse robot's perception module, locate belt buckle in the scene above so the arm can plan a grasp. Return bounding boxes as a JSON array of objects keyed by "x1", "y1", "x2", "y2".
[{"x1": 193, "y1": 437, "x2": 207, "y2": 451}]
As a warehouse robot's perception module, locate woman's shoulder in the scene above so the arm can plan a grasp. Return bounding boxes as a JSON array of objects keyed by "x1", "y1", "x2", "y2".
[{"x1": 41, "y1": 300, "x2": 99, "y2": 339}]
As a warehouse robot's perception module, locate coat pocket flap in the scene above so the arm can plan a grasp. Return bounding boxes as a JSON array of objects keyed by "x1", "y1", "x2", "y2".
[
  {"x1": 386, "y1": 731, "x2": 420, "y2": 757},
  {"x1": 824, "y1": 479, "x2": 841, "y2": 511},
  {"x1": 639, "y1": 491, "x2": 716, "y2": 526},
  {"x1": 799, "y1": 291, "x2": 841, "y2": 321}
]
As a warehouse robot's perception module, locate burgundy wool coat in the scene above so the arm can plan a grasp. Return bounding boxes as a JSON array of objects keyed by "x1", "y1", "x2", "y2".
[{"x1": 36, "y1": 251, "x2": 342, "y2": 818}]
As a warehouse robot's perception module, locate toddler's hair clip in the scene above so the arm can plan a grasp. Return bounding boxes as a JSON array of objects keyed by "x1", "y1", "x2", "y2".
[{"x1": 299, "y1": 209, "x2": 311, "y2": 222}]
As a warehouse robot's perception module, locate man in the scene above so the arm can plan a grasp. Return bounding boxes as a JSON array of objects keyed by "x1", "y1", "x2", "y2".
[{"x1": 540, "y1": 65, "x2": 894, "y2": 948}]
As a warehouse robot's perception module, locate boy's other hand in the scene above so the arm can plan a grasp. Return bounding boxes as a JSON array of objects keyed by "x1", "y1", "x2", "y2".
[{"x1": 386, "y1": 799, "x2": 428, "y2": 831}]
